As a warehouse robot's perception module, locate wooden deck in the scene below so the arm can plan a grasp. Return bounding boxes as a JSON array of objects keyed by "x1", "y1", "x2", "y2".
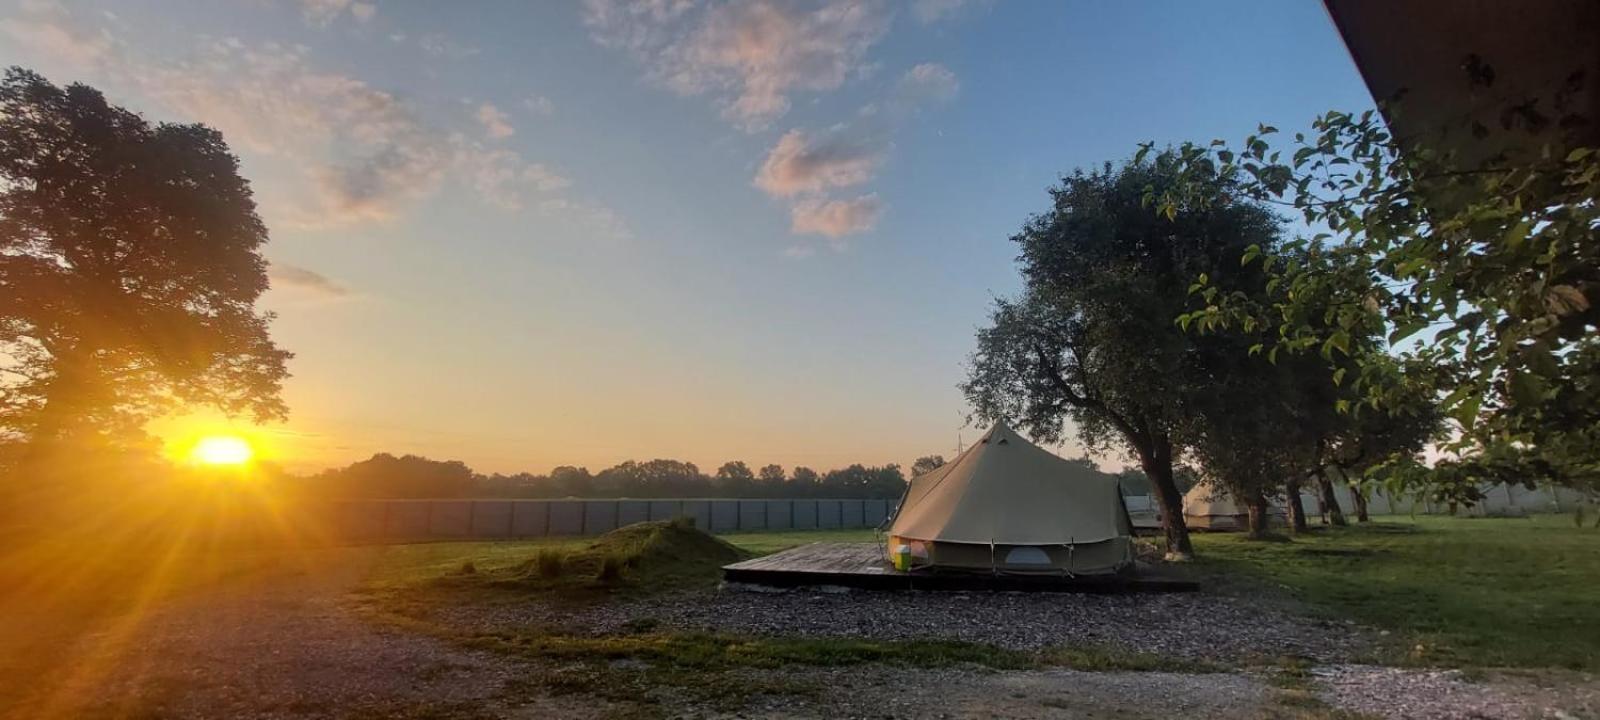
[{"x1": 723, "y1": 542, "x2": 1198, "y2": 593}]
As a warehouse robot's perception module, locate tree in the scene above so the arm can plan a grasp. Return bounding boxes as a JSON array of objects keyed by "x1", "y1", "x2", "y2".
[
  {"x1": 1149, "y1": 64, "x2": 1599, "y2": 501},
  {"x1": 789, "y1": 466, "x2": 820, "y2": 495},
  {"x1": 910, "y1": 455, "x2": 945, "y2": 477},
  {"x1": 754, "y1": 463, "x2": 786, "y2": 495},
  {"x1": 0, "y1": 69, "x2": 291, "y2": 460},
  {"x1": 548, "y1": 466, "x2": 593, "y2": 497},
  {"x1": 963, "y1": 154, "x2": 1282, "y2": 559},
  {"x1": 714, "y1": 460, "x2": 755, "y2": 495},
  {"x1": 312, "y1": 454, "x2": 476, "y2": 498}
]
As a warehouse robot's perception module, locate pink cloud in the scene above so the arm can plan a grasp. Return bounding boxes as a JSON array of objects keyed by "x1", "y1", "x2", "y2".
[{"x1": 790, "y1": 194, "x2": 882, "y2": 238}]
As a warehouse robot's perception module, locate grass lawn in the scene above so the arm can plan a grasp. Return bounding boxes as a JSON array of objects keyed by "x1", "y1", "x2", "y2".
[{"x1": 1186, "y1": 514, "x2": 1599, "y2": 671}]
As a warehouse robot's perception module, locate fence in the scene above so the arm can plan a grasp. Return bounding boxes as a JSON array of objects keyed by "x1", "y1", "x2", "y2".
[{"x1": 323, "y1": 497, "x2": 895, "y2": 543}]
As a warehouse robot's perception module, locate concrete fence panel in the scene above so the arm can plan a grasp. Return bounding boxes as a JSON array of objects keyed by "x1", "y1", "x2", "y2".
[
  {"x1": 818, "y1": 500, "x2": 842, "y2": 529},
  {"x1": 547, "y1": 501, "x2": 585, "y2": 536},
  {"x1": 388, "y1": 501, "x2": 431, "y2": 538},
  {"x1": 710, "y1": 500, "x2": 740, "y2": 532},
  {"x1": 682, "y1": 500, "x2": 713, "y2": 531},
  {"x1": 792, "y1": 500, "x2": 818, "y2": 530},
  {"x1": 511, "y1": 501, "x2": 549, "y2": 537},
  {"x1": 429, "y1": 501, "x2": 473, "y2": 538},
  {"x1": 617, "y1": 500, "x2": 651, "y2": 527},
  {"x1": 765, "y1": 500, "x2": 793, "y2": 530},
  {"x1": 583, "y1": 501, "x2": 618, "y2": 535},
  {"x1": 470, "y1": 501, "x2": 514, "y2": 538},
  {"x1": 863, "y1": 499, "x2": 888, "y2": 528},
  {"x1": 738, "y1": 500, "x2": 767, "y2": 531},
  {"x1": 841, "y1": 499, "x2": 864, "y2": 528},
  {"x1": 648, "y1": 500, "x2": 683, "y2": 522}
]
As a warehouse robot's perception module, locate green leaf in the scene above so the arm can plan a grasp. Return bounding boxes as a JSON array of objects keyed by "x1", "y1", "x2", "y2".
[
  {"x1": 1388, "y1": 320, "x2": 1428, "y2": 345},
  {"x1": 1248, "y1": 343, "x2": 1264, "y2": 357},
  {"x1": 1333, "y1": 367, "x2": 1347, "y2": 386},
  {"x1": 1502, "y1": 218, "x2": 1533, "y2": 251}
]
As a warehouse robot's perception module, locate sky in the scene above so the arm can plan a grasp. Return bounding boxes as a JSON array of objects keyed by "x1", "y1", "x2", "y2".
[{"x1": 1, "y1": 0, "x2": 1377, "y2": 475}]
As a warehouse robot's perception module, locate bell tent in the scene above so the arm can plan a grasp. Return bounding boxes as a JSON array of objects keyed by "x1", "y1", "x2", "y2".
[
  {"x1": 885, "y1": 424, "x2": 1134, "y2": 575},
  {"x1": 1182, "y1": 484, "x2": 1287, "y2": 530}
]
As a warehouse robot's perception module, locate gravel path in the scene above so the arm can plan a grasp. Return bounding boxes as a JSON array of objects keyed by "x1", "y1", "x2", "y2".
[
  {"x1": 431, "y1": 584, "x2": 1373, "y2": 663},
  {"x1": 1315, "y1": 665, "x2": 1600, "y2": 720},
  {"x1": 717, "y1": 665, "x2": 1274, "y2": 720},
  {"x1": 21, "y1": 549, "x2": 526, "y2": 719}
]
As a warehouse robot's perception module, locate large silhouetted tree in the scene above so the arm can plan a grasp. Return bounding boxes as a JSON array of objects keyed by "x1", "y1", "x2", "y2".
[
  {"x1": 0, "y1": 68, "x2": 290, "y2": 461},
  {"x1": 963, "y1": 154, "x2": 1281, "y2": 560}
]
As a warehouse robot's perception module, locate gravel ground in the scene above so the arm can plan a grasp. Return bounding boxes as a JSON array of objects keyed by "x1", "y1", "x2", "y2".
[
  {"x1": 716, "y1": 665, "x2": 1274, "y2": 720},
  {"x1": 13, "y1": 546, "x2": 1597, "y2": 720},
  {"x1": 1314, "y1": 665, "x2": 1600, "y2": 720},
  {"x1": 19, "y1": 549, "x2": 526, "y2": 719},
  {"x1": 430, "y1": 584, "x2": 1373, "y2": 663}
]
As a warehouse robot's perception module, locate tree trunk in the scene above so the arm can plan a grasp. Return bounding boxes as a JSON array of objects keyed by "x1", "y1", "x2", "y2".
[
  {"x1": 1316, "y1": 473, "x2": 1348, "y2": 527},
  {"x1": 1137, "y1": 439, "x2": 1193, "y2": 561},
  {"x1": 1243, "y1": 490, "x2": 1272, "y2": 540},
  {"x1": 1284, "y1": 477, "x2": 1309, "y2": 534},
  {"x1": 1349, "y1": 482, "x2": 1371, "y2": 522}
]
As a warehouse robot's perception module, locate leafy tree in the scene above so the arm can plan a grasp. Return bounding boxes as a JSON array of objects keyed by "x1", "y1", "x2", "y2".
[
  {"x1": 714, "y1": 460, "x2": 755, "y2": 495},
  {"x1": 789, "y1": 466, "x2": 820, "y2": 494},
  {"x1": 910, "y1": 455, "x2": 945, "y2": 477},
  {"x1": 1148, "y1": 63, "x2": 1599, "y2": 500},
  {"x1": 311, "y1": 453, "x2": 476, "y2": 498},
  {"x1": 963, "y1": 155, "x2": 1281, "y2": 559},
  {"x1": 548, "y1": 465, "x2": 593, "y2": 497},
  {"x1": 754, "y1": 463, "x2": 786, "y2": 496},
  {"x1": 0, "y1": 68, "x2": 290, "y2": 461}
]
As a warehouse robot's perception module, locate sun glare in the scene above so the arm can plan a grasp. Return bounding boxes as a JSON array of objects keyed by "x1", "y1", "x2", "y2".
[{"x1": 190, "y1": 435, "x2": 255, "y2": 466}]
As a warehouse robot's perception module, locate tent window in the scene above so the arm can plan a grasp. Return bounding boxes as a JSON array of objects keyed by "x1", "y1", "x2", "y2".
[
  {"x1": 996, "y1": 438, "x2": 1009, "y2": 445},
  {"x1": 1003, "y1": 546, "x2": 1051, "y2": 566}
]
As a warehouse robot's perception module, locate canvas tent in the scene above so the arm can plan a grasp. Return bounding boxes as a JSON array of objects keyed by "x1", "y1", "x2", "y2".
[
  {"x1": 885, "y1": 424, "x2": 1134, "y2": 576},
  {"x1": 1182, "y1": 484, "x2": 1288, "y2": 530}
]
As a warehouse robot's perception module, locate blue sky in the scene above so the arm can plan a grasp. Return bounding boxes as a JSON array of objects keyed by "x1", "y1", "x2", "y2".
[{"x1": 1, "y1": 0, "x2": 1375, "y2": 473}]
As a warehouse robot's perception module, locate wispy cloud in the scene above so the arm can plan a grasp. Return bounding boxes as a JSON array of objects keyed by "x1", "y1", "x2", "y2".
[
  {"x1": 758, "y1": 63, "x2": 959, "y2": 250},
  {"x1": 0, "y1": 3, "x2": 624, "y2": 237},
  {"x1": 269, "y1": 263, "x2": 350, "y2": 298},
  {"x1": 522, "y1": 95, "x2": 555, "y2": 116},
  {"x1": 476, "y1": 103, "x2": 515, "y2": 140},
  {"x1": 299, "y1": 0, "x2": 375, "y2": 28},
  {"x1": 583, "y1": 0, "x2": 893, "y2": 132}
]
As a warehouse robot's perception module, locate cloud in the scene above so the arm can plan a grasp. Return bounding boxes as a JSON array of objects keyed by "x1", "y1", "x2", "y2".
[
  {"x1": 269, "y1": 263, "x2": 349, "y2": 297},
  {"x1": 300, "y1": 0, "x2": 375, "y2": 27},
  {"x1": 583, "y1": 0, "x2": 893, "y2": 131},
  {"x1": 419, "y1": 33, "x2": 480, "y2": 59},
  {"x1": 756, "y1": 62, "x2": 957, "y2": 250},
  {"x1": 897, "y1": 62, "x2": 959, "y2": 105},
  {"x1": 754, "y1": 129, "x2": 882, "y2": 198},
  {"x1": 0, "y1": 2, "x2": 111, "y2": 70},
  {"x1": 910, "y1": 0, "x2": 972, "y2": 23},
  {"x1": 0, "y1": 8, "x2": 623, "y2": 235},
  {"x1": 790, "y1": 194, "x2": 881, "y2": 238},
  {"x1": 476, "y1": 103, "x2": 514, "y2": 139},
  {"x1": 522, "y1": 95, "x2": 555, "y2": 116}
]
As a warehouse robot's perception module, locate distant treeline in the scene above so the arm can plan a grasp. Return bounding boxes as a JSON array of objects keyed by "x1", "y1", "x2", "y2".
[
  {"x1": 299, "y1": 454, "x2": 912, "y2": 500},
  {"x1": 295, "y1": 452, "x2": 1169, "y2": 500}
]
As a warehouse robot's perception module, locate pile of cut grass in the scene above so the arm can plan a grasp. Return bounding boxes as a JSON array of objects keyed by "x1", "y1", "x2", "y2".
[{"x1": 455, "y1": 518, "x2": 751, "y2": 595}]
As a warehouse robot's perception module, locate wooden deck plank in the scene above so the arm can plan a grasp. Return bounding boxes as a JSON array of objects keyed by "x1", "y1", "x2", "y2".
[{"x1": 723, "y1": 542, "x2": 1199, "y2": 593}]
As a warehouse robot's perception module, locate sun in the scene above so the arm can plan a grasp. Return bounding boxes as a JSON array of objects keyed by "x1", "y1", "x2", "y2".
[{"x1": 189, "y1": 435, "x2": 255, "y2": 466}]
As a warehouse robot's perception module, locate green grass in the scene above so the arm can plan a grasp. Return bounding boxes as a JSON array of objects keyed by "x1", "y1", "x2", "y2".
[{"x1": 1185, "y1": 514, "x2": 1600, "y2": 671}]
